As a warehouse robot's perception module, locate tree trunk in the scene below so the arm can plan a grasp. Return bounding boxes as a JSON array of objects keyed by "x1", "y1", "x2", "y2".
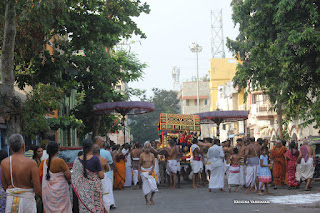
[
  {"x1": 91, "y1": 115, "x2": 101, "y2": 140},
  {"x1": 0, "y1": 2, "x2": 20, "y2": 137},
  {"x1": 277, "y1": 102, "x2": 283, "y2": 140}
]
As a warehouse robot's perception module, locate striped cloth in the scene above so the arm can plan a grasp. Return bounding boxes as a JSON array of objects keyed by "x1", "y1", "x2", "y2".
[{"x1": 24, "y1": 150, "x2": 34, "y2": 159}]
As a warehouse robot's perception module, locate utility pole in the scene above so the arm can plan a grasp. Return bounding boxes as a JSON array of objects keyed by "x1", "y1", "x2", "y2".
[{"x1": 189, "y1": 42, "x2": 203, "y2": 113}]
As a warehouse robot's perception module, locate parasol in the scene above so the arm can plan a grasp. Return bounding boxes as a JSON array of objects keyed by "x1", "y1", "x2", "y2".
[
  {"x1": 93, "y1": 101, "x2": 155, "y2": 144},
  {"x1": 195, "y1": 110, "x2": 248, "y2": 138}
]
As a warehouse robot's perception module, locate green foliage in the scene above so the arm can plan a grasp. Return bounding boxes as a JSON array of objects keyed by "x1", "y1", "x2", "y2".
[
  {"x1": 71, "y1": 47, "x2": 146, "y2": 136},
  {"x1": 21, "y1": 83, "x2": 64, "y2": 138},
  {"x1": 48, "y1": 116, "x2": 84, "y2": 131},
  {"x1": 129, "y1": 89, "x2": 180, "y2": 143},
  {"x1": 227, "y1": 0, "x2": 320, "y2": 128},
  {"x1": 1, "y1": 0, "x2": 150, "y2": 137}
]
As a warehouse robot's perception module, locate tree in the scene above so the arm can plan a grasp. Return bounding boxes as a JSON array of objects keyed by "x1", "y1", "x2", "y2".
[
  {"x1": 129, "y1": 89, "x2": 180, "y2": 143},
  {"x1": 0, "y1": 0, "x2": 150, "y2": 138},
  {"x1": 0, "y1": 0, "x2": 75, "y2": 137},
  {"x1": 72, "y1": 48, "x2": 146, "y2": 137},
  {"x1": 0, "y1": 1, "x2": 18, "y2": 136},
  {"x1": 227, "y1": 0, "x2": 320, "y2": 138}
]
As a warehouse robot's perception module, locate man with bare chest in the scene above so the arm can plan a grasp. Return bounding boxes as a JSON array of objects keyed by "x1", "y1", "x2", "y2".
[
  {"x1": 1, "y1": 134, "x2": 41, "y2": 213},
  {"x1": 166, "y1": 139, "x2": 178, "y2": 189},
  {"x1": 237, "y1": 138, "x2": 246, "y2": 187},
  {"x1": 150, "y1": 141, "x2": 160, "y2": 184},
  {"x1": 223, "y1": 140, "x2": 233, "y2": 179},
  {"x1": 296, "y1": 140, "x2": 316, "y2": 191},
  {"x1": 131, "y1": 143, "x2": 143, "y2": 189},
  {"x1": 228, "y1": 148, "x2": 241, "y2": 192},
  {"x1": 138, "y1": 142, "x2": 158, "y2": 205},
  {"x1": 190, "y1": 138, "x2": 203, "y2": 188},
  {"x1": 245, "y1": 137, "x2": 261, "y2": 193}
]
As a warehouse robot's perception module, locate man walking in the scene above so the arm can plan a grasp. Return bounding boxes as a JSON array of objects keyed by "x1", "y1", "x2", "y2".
[
  {"x1": 1, "y1": 134, "x2": 41, "y2": 212},
  {"x1": 296, "y1": 140, "x2": 316, "y2": 191},
  {"x1": 138, "y1": 142, "x2": 158, "y2": 205}
]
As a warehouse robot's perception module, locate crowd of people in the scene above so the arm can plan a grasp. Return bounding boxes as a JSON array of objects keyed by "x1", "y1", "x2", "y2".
[
  {"x1": 0, "y1": 134, "x2": 159, "y2": 212},
  {"x1": 0, "y1": 133, "x2": 317, "y2": 212},
  {"x1": 185, "y1": 137, "x2": 316, "y2": 194}
]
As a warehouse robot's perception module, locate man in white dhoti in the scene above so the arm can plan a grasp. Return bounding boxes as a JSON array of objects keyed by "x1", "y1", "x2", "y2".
[
  {"x1": 228, "y1": 148, "x2": 241, "y2": 192},
  {"x1": 131, "y1": 143, "x2": 143, "y2": 189},
  {"x1": 151, "y1": 141, "x2": 160, "y2": 184},
  {"x1": 166, "y1": 139, "x2": 178, "y2": 189},
  {"x1": 94, "y1": 136, "x2": 116, "y2": 208},
  {"x1": 207, "y1": 139, "x2": 225, "y2": 192},
  {"x1": 223, "y1": 140, "x2": 233, "y2": 180},
  {"x1": 237, "y1": 138, "x2": 246, "y2": 187},
  {"x1": 138, "y1": 142, "x2": 158, "y2": 205},
  {"x1": 296, "y1": 141, "x2": 316, "y2": 191},
  {"x1": 190, "y1": 138, "x2": 203, "y2": 188},
  {"x1": 1, "y1": 134, "x2": 41, "y2": 213},
  {"x1": 122, "y1": 144, "x2": 132, "y2": 187},
  {"x1": 93, "y1": 145, "x2": 111, "y2": 212},
  {"x1": 245, "y1": 137, "x2": 261, "y2": 193}
]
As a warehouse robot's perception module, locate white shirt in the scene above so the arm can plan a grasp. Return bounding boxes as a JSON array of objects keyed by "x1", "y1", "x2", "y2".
[{"x1": 207, "y1": 145, "x2": 225, "y2": 167}]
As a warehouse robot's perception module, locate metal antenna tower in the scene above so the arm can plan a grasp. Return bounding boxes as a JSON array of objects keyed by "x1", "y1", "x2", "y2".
[
  {"x1": 211, "y1": 9, "x2": 225, "y2": 58},
  {"x1": 172, "y1": 66, "x2": 180, "y2": 91}
]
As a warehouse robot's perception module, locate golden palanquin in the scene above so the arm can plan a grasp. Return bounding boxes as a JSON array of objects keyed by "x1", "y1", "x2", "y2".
[
  {"x1": 159, "y1": 113, "x2": 201, "y2": 132},
  {"x1": 158, "y1": 114, "x2": 201, "y2": 161}
]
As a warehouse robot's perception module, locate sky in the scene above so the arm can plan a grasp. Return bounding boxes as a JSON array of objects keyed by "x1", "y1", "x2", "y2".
[{"x1": 127, "y1": 0, "x2": 239, "y2": 98}]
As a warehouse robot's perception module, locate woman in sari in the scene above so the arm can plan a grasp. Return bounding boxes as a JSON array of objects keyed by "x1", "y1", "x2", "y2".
[
  {"x1": 114, "y1": 150, "x2": 126, "y2": 190},
  {"x1": 33, "y1": 145, "x2": 44, "y2": 213},
  {"x1": 270, "y1": 140, "x2": 287, "y2": 189},
  {"x1": 285, "y1": 141, "x2": 300, "y2": 189},
  {"x1": 42, "y1": 141, "x2": 72, "y2": 213},
  {"x1": 33, "y1": 146, "x2": 43, "y2": 167},
  {"x1": 71, "y1": 139, "x2": 105, "y2": 213}
]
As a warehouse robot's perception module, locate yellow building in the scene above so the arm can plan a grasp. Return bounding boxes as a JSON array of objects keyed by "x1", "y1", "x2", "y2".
[
  {"x1": 208, "y1": 58, "x2": 247, "y2": 139},
  {"x1": 209, "y1": 58, "x2": 238, "y2": 111}
]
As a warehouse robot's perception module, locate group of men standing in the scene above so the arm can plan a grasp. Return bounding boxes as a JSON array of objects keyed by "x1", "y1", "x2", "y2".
[{"x1": 161, "y1": 136, "x2": 316, "y2": 195}]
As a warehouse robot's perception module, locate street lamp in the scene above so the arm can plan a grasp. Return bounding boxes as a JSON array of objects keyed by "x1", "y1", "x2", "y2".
[{"x1": 189, "y1": 42, "x2": 203, "y2": 113}]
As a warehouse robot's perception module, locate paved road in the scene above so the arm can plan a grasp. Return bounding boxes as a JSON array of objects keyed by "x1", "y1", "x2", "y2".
[{"x1": 111, "y1": 181, "x2": 320, "y2": 213}]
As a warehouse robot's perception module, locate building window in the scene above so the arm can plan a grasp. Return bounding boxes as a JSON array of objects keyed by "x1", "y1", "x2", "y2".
[
  {"x1": 186, "y1": 100, "x2": 190, "y2": 106},
  {"x1": 204, "y1": 99, "x2": 208, "y2": 105},
  {"x1": 194, "y1": 99, "x2": 197, "y2": 105}
]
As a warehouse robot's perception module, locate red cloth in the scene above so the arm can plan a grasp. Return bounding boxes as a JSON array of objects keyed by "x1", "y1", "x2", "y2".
[
  {"x1": 285, "y1": 149, "x2": 300, "y2": 187},
  {"x1": 271, "y1": 146, "x2": 287, "y2": 186}
]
